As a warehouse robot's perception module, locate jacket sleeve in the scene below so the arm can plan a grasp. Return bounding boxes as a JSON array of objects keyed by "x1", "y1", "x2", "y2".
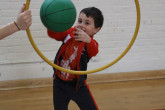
[
  {"x1": 47, "y1": 28, "x2": 74, "y2": 41},
  {"x1": 86, "y1": 38, "x2": 99, "y2": 58}
]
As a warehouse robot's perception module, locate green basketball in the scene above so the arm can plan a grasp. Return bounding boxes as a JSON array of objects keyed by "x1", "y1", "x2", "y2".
[{"x1": 40, "y1": 0, "x2": 77, "y2": 32}]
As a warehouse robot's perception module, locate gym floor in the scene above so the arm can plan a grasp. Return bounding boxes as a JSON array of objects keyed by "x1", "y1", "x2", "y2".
[{"x1": 0, "y1": 78, "x2": 165, "y2": 110}]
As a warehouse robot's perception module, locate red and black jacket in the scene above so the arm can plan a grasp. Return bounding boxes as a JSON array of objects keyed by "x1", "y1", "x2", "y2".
[{"x1": 47, "y1": 27, "x2": 99, "y2": 88}]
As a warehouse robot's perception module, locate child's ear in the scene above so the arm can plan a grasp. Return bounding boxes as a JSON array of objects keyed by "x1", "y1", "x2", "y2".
[{"x1": 94, "y1": 27, "x2": 101, "y2": 34}]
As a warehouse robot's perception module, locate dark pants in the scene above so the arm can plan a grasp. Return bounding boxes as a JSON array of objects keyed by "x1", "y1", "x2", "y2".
[{"x1": 53, "y1": 75, "x2": 99, "y2": 110}]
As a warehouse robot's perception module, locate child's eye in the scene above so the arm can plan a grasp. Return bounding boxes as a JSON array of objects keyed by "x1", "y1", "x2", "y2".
[
  {"x1": 85, "y1": 22, "x2": 90, "y2": 25},
  {"x1": 78, "y1": 20, "x2": 82, "y2": 23}
]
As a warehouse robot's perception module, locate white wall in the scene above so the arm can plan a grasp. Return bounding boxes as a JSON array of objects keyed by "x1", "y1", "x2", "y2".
[{"x1": 0, "y1": 0, "x2": 165, "y2": 81}]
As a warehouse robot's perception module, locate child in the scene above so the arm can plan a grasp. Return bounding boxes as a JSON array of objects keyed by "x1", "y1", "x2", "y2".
[{"x1": 47, "y1": 7, "x2": 104, "y2": 110}]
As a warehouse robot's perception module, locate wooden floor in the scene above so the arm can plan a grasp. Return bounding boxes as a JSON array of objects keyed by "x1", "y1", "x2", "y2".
[{"x1": 0, "y1": 78, "x2": 165, "y2": 110}]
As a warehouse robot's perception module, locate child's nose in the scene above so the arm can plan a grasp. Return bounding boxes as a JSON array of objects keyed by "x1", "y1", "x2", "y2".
[{"x1": 79, "y1": 23, "x2": 84, "y2": 27}]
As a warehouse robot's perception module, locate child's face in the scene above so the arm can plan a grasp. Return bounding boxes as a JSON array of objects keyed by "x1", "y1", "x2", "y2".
[{"x1": 76, "y1": 12, "x2": 100, "y2": 36}]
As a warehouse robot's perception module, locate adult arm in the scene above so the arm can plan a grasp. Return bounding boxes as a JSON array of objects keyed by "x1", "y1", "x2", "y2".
[{"x1": 0, "y1": 4, "x2": 32, "y2": 40}]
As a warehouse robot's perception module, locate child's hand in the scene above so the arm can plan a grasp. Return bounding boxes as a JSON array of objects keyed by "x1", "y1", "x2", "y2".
[{"x1": 73, "y1": 27, "x2": 91, "y2": 43}]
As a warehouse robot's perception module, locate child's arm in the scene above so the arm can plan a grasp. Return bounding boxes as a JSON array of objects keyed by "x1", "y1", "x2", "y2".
[
  {"x1": 47, "y1": 28, "x2": 74, "y2": 41},
  {"x1": 47, "y1": 30, "x2": 68, "y2": 41},
  {"x1": 86, "y1": 38, "x2": 99, "y2": 57},
  {"x1": 73, "y1": 27, "x2": 99, "y2": 57}
]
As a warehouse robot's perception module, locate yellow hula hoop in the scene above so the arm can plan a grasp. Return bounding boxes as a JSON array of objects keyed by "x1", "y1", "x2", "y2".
[{"x1": 25, "y1": 0, "x2": 141, "y2": 75}]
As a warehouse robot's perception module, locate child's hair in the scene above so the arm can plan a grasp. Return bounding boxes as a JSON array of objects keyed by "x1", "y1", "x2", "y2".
[{"x1": 80, "y1": 7, "x2": 104, "y2": 29}]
